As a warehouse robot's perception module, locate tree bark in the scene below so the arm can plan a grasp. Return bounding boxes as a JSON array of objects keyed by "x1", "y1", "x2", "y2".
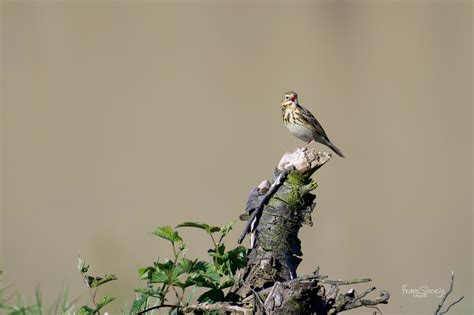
[
  {"x1": 232, "y1": 147, "x2": 329, "y2": 299},
  {"x1": 187, "y1": 147, "x2": 390, "y2": 314}
]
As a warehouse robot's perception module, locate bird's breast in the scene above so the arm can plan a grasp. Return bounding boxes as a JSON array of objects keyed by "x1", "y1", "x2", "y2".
[
  {"x1": 284, "y1": 114, "x2": 314, "y2": 142},
  {"x1": 282, "y1": 111, "x2": 291, "y2": 123}
]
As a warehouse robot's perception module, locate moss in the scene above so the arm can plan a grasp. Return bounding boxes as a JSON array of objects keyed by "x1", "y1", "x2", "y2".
[
  {"x1": 272, "y1": 222, "x2": 290, "y2": 250},
  {"x1": 281, "y1": 297, "x2": 304, "y2": 314},
  {"x1": 268, "y1": 196, "x2": 283, "y2": 209},
  {"x1": 286, "y1": 170, "x2": 311, "y2": 186},
  {"x1": 258, "y1": 170, "x2": 317, "y2": 254},
  {"x1": 281, "y1": 171, "x2": 310, "y2": 213},
  {"x1": 300, "y1": 180, "x2": 318, "y2": 195},
  {"x1": 267, "y1": 171, "x2": 317, "y2": 213}
]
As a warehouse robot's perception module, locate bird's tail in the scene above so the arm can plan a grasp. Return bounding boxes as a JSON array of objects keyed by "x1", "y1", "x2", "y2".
[{"x1": 322, "y1": 138, "x2": 345, "y2": 158}]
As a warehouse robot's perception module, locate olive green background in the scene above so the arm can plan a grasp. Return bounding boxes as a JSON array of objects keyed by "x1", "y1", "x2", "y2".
[{"x1": 1, "y1": 1, "x2": 472, "y2": 314}]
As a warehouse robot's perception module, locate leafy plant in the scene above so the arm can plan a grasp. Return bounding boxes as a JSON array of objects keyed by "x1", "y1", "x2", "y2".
[
  {"x1": 0, "y1": 221, "x2": 246, "y2": 315},
  {"x1": 131, "y1": 221, "x2": 247, "y2": 314},
  {"x1": 77, "y1": 257, "x2": 117, "y2": 315}
]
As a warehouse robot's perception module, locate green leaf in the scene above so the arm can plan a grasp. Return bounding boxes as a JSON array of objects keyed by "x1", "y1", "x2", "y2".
[
  {"x1": 96, "y1": 295, "x2": 115, "y2": 311},
  {"x1": 197, "y1": 289, "x2": 225, "y2": 303},
  {"x1": 130, "y1": 295, "x2": 148, "y2": 314},
  {"x1": 131, "y1": 287, "x2": 167, "y2": 313},
  {"x1": 88, "y1": 274, "x2": 117, "y2": 288},
  {"x1": 188, "y1": 263, "x2": 222, "y2": 289},
  {"x1": 176, "y1": 221, "x2": 208, "y2": 230},
  {"x1": 138, "y1": 266, "x2": 155, "y2": 278},
  {"x1": 152, "y1": 226, "x2": 183, "y2": 243},
  {"x1": 219, "y1": 221, "x2": 235, "y2": 236},
  {"x1": 208, "y1": 226, "x2": 221, "y2": 233},
  {"x1": 77, "y1": 256, "x2": 89, "y2": 273},
  {"x1": 188, "y1": 274, "x2": 216, "y2": 289},
  {"x1": 174, "y1": 277, "x2": 194, "y2": 289},
  {"x1": 174, "y1": 258, "x2": 207, "y2": 275},
  {"x1": 218, "y1": 276, "x2": 235, "y2": 289},
  {"x1": 191, "y1": 261, "x2": 209, "y2": 272},
  {"x1": 176, "y1": 221, "x2": 220, "y2": 234},
  {"x1": 226, "y1": 246, "x2": 248, "y2": 274},
  {"x1": 139, "y1": 265, "x2": 169, "y2": 284},
  {"x1": 134, "y1": 287, "x2": 164, "y2": 299},
  {"x1": 156, "y1": 259, "x2": 175, "y2": 278},
  {"x1": 139, "y1": 259, "x2": 177, "y2": 284},
  {"x1": 174, "y1": 258, "x2": 195, "y2": 276},
  {"x1": 77, "y1": 305, "x2": 96, "y2": 315},
  {"x1": 85, "y1": 276, "x2": 95, "y2": 288},
  {"x1": 203, "y1": 266, "x2": 222, "y2": 285},
  {"x1": 208, "y1": 244, "x2": 228, "y2": 270}
]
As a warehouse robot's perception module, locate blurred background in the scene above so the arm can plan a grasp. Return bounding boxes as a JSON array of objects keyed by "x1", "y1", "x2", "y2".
[{"x1": 1, "y1": 1, "x2": 472, "y2": 314}]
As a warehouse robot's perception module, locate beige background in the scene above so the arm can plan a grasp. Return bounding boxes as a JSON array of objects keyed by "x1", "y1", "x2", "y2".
[{"x1": 1, "y1": 1, "x2": 472, "y2": 314}]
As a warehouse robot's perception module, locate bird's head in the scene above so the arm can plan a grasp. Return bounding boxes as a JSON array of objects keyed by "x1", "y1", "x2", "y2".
[{"x1": 281, "y1": 91, "x2": 298, "y2": 109}]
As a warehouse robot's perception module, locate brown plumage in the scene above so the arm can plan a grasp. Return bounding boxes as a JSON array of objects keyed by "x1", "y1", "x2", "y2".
[{"x1": 281, "y1": 91, "x2": 345, "y2": 157}]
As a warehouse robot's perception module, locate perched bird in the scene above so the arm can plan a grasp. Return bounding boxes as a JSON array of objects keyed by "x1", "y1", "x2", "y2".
[{"x1": 281, "y1": 91, "x2": 345, "y2": 157}]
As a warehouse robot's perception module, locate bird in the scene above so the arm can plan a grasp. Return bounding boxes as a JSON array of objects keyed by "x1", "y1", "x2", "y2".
[{"x1": 281, "y1": 91, "x2": 345, "y2": 157}]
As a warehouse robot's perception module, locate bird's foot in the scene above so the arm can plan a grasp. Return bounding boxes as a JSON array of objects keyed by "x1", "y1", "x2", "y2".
[{"x1": 304, "y1": 140, "x2": 315, "y2": 148}]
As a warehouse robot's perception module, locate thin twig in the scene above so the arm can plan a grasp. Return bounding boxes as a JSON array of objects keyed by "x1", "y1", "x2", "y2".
[
  {"x1": 320, "y1": 278, "x2": 372, "y2": 285},
  {"x1": 344, "y1": 287, "x2": 376, "y2": 309},
  {"x1": 435, "y1": 271, "x2": 464, "y2": 315},
  {"x1": 243, "y1": 282, "x2": 267, "y2": 313},
  {"x1": 90, "y1": 288, "x2": 98, "y2": 309},
  {"x1": 137, "y1": 303, "x2": 176, "y2": 314},
  {"x1": 238, "y1": 169, "x2": 291, "y2": 244},
  {"x1": 182, "y1": 302, "x2": 251, "y2": 314},
  {"x1": 440, "y1": 296, "x2": 464, "y2": 315},
  {"x1": 435, "y1": 271, "x2": 455, "y2": 314},
  {"x1": 334, "y1": 290, "x2": 390, "y2": 312},
  {"x1": 356, "y1": 286, "x2": 376, "y2": 300},
  {"x1": 264, "y1": 281, "x2": 281, "y2": 309}
]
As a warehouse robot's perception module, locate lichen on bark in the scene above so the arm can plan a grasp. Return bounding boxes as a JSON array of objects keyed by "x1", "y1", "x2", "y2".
[
  {"x1": 222, "y1": 148, "x2": 390, "y2": 314},
  {"x1": 230, "y1": 148, "x2": 329, "y2": 300}
]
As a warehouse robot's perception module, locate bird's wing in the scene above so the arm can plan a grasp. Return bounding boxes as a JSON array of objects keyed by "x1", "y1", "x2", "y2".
[{"x1": 298, "y1": 105, "x2": 329, "y2": 139}]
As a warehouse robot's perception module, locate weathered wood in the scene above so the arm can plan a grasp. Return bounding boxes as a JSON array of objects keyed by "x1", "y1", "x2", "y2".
[
  {"x1": 230, "y1": 148, "x2": 329, "y2": 299},
  {"x1": 222, "y1": 147, "x2": 390, "y2": 314}
]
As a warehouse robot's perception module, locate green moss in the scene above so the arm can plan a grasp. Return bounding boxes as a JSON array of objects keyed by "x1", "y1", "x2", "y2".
[
  {"x1": 267, "y1": 171, "x2": 317, "y2": 212},
  {"x1": 261, "y1": 171, "x2": 318, "y2": 249},
  {"x1": 273, "y1": 223, "x2": 290, "y2": 249},
  {"x1": 268, "y1": 196, "x2": 283, "y2": 208},
  {"x1": 281, "y1": 171, "x2": 311, "y2": 212},
  {"x1": 300, "y1": 180, "x2": 318, "y2": 195},
  {"x1": 286, "y1": 171, "x2": 310, "y2": 187}
]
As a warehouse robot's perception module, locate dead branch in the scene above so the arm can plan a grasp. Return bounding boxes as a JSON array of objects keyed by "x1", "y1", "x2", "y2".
[
  {"x1": 182, "y1": 302, "x2": 252, "y2": 315},
  {"x1": 330, "y1": 289, "x2": 390, "y2": 313},
  {"x1": 237, "y1": 169, "x2": 291, "y2": 245},
  {"x1": 435, "y1": 271, "x2": 464, "y2": 315}
]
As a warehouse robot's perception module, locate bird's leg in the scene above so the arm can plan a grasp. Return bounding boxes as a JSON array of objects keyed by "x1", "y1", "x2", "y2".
[
  {"x1": 304, "y1": 140, "x2": 315, "y2": 148},
  {"x1": 298, "y1": 140, "x2": 314, "y2": 150}
]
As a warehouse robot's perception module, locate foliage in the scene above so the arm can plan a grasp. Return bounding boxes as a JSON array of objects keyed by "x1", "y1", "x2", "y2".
[
  {"x1": 0, "y1": 221, "x2": 246, "y2": 315},
  {"x1": 131, "y1": 221, "x2": 247, "y2": 314},
  {"x1": 0, "y1": 270, "x2": 74, "y2": 315},
  {"x1": 77, "y1": 257, "x2": 118, "y2": 315}
]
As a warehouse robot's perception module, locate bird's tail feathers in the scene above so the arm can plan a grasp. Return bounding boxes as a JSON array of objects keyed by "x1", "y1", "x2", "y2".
[{"x1": 322, "y1": 138, "x2": 345, "y2": 158}]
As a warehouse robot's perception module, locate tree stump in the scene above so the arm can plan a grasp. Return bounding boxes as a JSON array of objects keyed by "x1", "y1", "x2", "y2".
[
  {"x1": 180, "y1": 147, "x2": 389, "y2": 314},
  {"x1": 223, "y1": 147, "x2": 390, "y2": 314},
  {"x1": 232, "y1": 147, "x2": 328, "y2": 297}
]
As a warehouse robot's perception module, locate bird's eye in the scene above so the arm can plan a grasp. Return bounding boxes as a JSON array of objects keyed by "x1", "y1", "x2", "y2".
[{"x1": 285, "y1": 96, "x2": 289, "y2": 100}]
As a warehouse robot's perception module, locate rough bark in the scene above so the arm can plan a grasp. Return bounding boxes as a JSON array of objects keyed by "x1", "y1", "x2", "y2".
[
  {"x1": 186, "y1": 147, "x2": 390, "y2": 314},
  {"x1": 232, "y1": 147, "x2": 329, "y2": 298}
]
